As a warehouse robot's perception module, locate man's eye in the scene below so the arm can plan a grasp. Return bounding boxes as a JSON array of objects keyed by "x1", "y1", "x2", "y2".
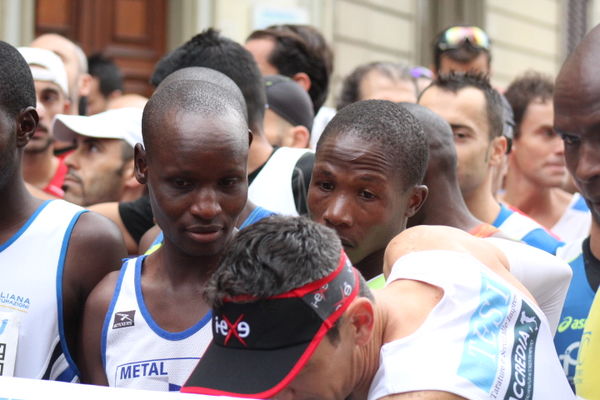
[
  {"x1": 560, "y1": 133, "x2": 580, "y2": 146},
  {"x1": 318, "y1": 181, "x2": 334, "y2": 191},
  {"x1": 219, "y1": 177, "x2": 238, "y2": 187},
  {"x1": 359, "y1": 190, "x2": 376, "y2": 200},
  {"x1": 173, "y1": 178, "x2": 191, "y2": 188},
  {"x1": 453, "y1": 131, "x2": 468, "y2": 140}
]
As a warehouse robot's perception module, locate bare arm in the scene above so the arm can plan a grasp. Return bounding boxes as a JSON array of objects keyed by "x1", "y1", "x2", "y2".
[
  {"x1": 88, "y1": 202, "x2": 138, "y2": 254},
  {"x1": 78, "y1": 271, "x2": 121, "y2": 385},
  {"x1": 62, "y1": 211, "x2": 127, "y2": 380}
]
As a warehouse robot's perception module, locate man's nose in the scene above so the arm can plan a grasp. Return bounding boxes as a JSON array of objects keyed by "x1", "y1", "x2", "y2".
[
  {"x1": 322, "y1": 194, "x2": 353, "y2": 228},
  {"x1": 574, "y1": 142, "x2": 600, "y2": 183},
  {"x1": 189, "y1": 188, "x2": 222, "y2": 220}
]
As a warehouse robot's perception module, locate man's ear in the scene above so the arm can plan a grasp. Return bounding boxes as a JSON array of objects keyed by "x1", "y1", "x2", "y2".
[
  {"x1": 122, "y1": 159, "x2": 142, "y2": 188},
  {"x1": 404, "y1": 184, "x2": 429, "y2": 218},
  {"x1": 78, "y1": 73, "x2": 93, "y2": 97},
  {"x1": 290, "y1": 125, "x2": 310, "y2": 148},
  {"x1": 488, "y1": 136, "x2": 508, "y2": 166},
  {"x1": 134, "y1": 143, "x2": 148, "y2": 184},
  {"x1": 16, "y1": 106, "x2": 39, "y2": 148},
  {"x1": 292, "y1": 72, "x2": 311, "y2": 91},
  {"x1": 248, "y1": 129, "x2": 254, "y2": 148},
  {"x1": 345, "y1": 297, "x2": 375, "y2": 346}
]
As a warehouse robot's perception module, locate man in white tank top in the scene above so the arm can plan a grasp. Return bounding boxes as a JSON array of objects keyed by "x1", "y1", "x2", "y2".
[
  {"x1": 0, "y1": 41, "x2": 126, "y2": 381},
  {"x1": 182, "y1": 218, "x2": 573, "y2": 400},
  {"x1": 79, "y1": 68, "x2": 251, "y2": 391}
]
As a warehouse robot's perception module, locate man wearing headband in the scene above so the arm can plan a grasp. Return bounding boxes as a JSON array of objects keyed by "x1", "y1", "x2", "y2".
[
  {"x1": 182, "y1": 216, "x2": 572, "y2": 399},
  {"x1": 432, "y1": 25, "x2": 492, "y2": 77},
  {"x1": 18, "y1": 46, "x2": 71, "y2": 198}
]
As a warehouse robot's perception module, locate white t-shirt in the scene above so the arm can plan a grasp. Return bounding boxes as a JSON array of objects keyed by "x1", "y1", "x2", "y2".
[
  {"x1": 552, "y1": 193, "x2": 591, "y2": 243},
  {"x1": 368, "y1": 250, "x2": 574, "y2": 400}
]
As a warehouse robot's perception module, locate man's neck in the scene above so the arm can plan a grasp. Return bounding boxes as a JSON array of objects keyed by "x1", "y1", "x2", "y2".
[
  {"x1": 503, "y1": 170, "x2": 571, "y2": 230},
  {"x1": 248, "y1": 132, "x2": 274, "y2": 174},
  {"x1": 150, "y1": 240, "x2": 223, "y2": 286},
  {"x1": 0, "y1": 174, "x2": 43, "y2": 244},
  {"x1": 22, "y1": 147, "x2": 58, "y2": 189},
  {"x1": 349, "y1": 304, "x2": 386, "y2": 400},
  {"x1": 356, "y1": 250, "x2": 385, "y2": 281},
  {"x1": 422, "y1": 179, "x2": 483, "y2": 232},
  {"x1": 463, "y1": 180, "x2": 502, "y2": 225}
]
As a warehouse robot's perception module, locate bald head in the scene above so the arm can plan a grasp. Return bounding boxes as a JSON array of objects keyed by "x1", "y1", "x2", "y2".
[
  {"x1": 556, "y1": 25, "x2": 600, "y2": 115},
  {"x1": 157, "y1": 67, "x2": 247, "y2": 122},
  {"x1": 402, "y1": 102, "x2": 458, "y2": 177},
  {"x1": 142, "y1": 79, "x2": 248, "y2": 153}
]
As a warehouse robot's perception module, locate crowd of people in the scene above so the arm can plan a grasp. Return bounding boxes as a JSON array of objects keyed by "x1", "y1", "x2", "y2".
[{"x1": 0, "y1": 21, "x2": 599, "y2": 399}]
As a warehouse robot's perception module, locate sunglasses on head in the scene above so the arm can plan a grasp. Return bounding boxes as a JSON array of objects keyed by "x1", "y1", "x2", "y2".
[{"x1": 437, "y1": 26, "x2": 490, "y2": 51}]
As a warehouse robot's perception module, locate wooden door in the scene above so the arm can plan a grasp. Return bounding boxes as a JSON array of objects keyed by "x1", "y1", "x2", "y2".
[{"x1": 35, "y1": 0, "x2": 167, "y2": 97}]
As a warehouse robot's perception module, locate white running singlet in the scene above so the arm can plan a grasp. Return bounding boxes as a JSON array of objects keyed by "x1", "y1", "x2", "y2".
[
  {"x1": 103, "y1": 256, "x2": 212, "y2": 391},
  {"x1": 0, "y1": 200, "x2": 86, "y2": 381},
  {"x1": 248, "y1": 147, "x2": 313, "y2": 216},
  {"x1": 368, "y1": 250, "x2": 574, "y2": 400}
]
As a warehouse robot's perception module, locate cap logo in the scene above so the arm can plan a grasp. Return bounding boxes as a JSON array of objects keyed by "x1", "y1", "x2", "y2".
[
  {"x1": 215, "y1": 314, "x2": 250, "y2": 346},
  {"x1": 310, "y1": 284, "x2": 328, "y2": 308}
]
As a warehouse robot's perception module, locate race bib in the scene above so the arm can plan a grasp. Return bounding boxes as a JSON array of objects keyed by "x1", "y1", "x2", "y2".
[{"x1": 0, "y1": 312, "x2": 20, "y2": 376}]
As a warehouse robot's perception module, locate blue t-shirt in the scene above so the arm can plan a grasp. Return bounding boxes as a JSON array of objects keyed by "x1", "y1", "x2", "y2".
[{"x1": 554, "y1": 237, "x2": 597, "y2": 390}]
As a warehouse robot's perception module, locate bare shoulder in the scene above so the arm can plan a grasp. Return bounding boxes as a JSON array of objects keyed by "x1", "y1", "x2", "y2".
[
  {"x1": 383, "y1": 225, "x2": 508, "y2": 278},
  {"x1": 65, "y1": 211, "x2": 127, "y2": 295},
  {"x1": 381, "y1": 390, "x2": 466, "y2": 399}
]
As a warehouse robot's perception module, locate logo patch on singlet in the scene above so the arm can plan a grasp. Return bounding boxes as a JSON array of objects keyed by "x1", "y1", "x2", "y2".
[
  {"x1": 505, "y1": 301, "x2": 539, "y2": 400},
  {"x1": 113, "y1": 310, "x2": 136, "y2": 329}
]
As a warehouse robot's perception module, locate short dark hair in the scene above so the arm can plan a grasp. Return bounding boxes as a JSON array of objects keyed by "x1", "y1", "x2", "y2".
[
  {"x1": 0, "y1": 41, "x2": 36, "y2": 117},
  {"x1": 423, "y1": 72, "x2": 504, "y2": 140},
  {"x1": 432, "y1": 26, "x2": 491, "y2": 73},
  {"x1": 204, "y1": 215, "x2": 372, "y2": 344},
  {"x1": 247, "y1": 25, "x2": 331, "y2": 113},
  {"x1": 318, "y1": 100, "x2": 429, "y2": 188},
  {"x1": 142, "y1": 79, "x2": 248, "y2": 152},
  {"x1": 337, "y1": 61, "x2": 415, "y2": 110},
  {"x1": 151, "y1": 28, "x2": 266, "y2": 135},
  {"x1": 503, "y1": 71, "x2": 554, "y2": 139},
  {"x1": 88, "y1": 53, "x2": 123, "y2": 97}
]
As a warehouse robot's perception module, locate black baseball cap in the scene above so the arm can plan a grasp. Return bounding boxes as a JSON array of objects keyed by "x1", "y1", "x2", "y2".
[
  {"x1": 264, "y1": 75, "x2": 315, "y2": 132},
  {"x1": 181, "y1": 251, "x2": 359, "y2": 398}
]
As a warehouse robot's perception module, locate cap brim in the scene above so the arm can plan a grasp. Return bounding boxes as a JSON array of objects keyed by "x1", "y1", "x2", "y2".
[{"x1": 182, "y1": 337, "x2": 315, "y2": 398}]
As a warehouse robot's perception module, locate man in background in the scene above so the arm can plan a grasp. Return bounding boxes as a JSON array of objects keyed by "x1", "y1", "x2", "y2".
[
  {"x1": 503, "y1": 71, "x2": 590, "y2": 242},
  {"x1": 431, "y1": 25, "x2": 492, "y2": 77},
  {"x1": 264, "y1": 74, "x2": 313, "y2": 148},
  {"x1": 19, "y1": 46, "x2": 70, "y2": 198},
  {"x1": 86, "y1": 53, "x2": 123, "y2": 115},
  {"x1": 337, "y1": 61, "x2": 418, "y2": 110}
]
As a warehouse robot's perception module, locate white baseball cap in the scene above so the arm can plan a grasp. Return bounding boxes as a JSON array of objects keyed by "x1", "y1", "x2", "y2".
[
  {"x1": 18, "y1": 46, "x2": 69, "y2": 96},
  {"x1": 52, "y1": 107, "x2": 143, "y2": 148}
]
